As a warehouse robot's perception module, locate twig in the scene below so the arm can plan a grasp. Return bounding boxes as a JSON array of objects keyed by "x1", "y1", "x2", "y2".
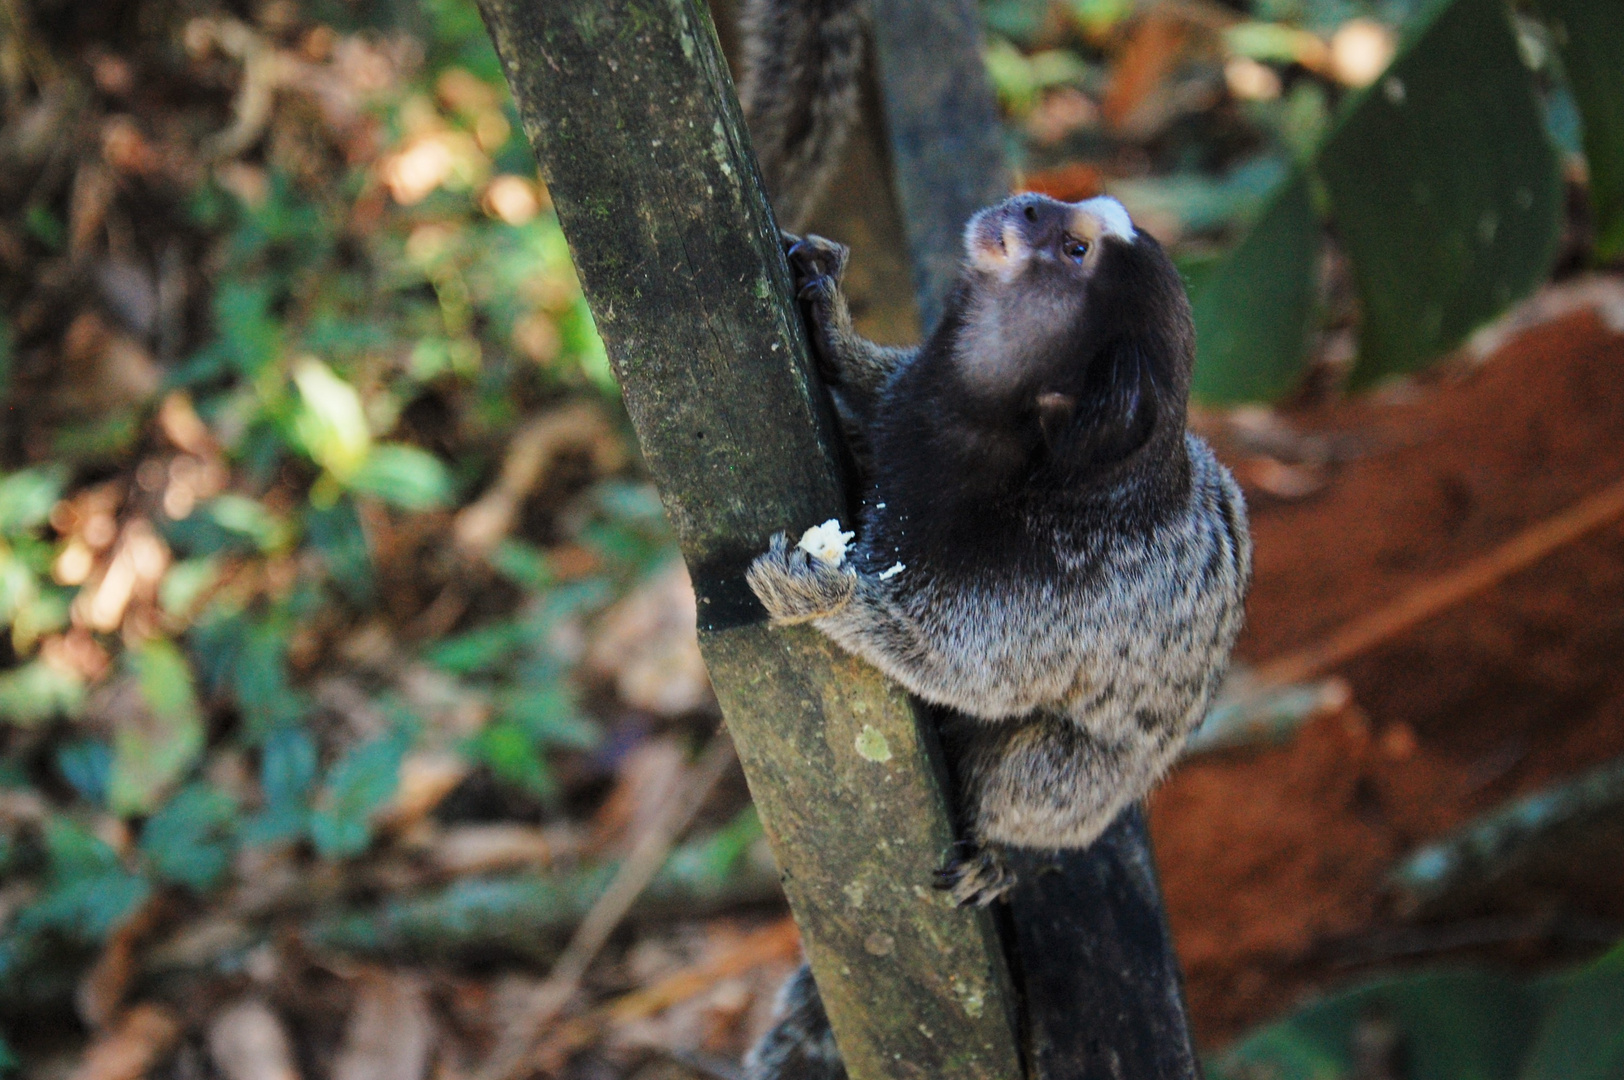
[
  {"x1": 604, "y1": 917, "x2": 799, "y2": 1024},
  {"x1": 1388, "y1": 753, "x2": 1624, "y2": 918},
  {"x1": 524, "y1": 918, "x2": 801, "y2": 1072},
  {"x1": 477, "y1": 731, "x2": 739, "y2": 1080},
  {"x1": 1252, "y1": 475, "x2": 1624, "y2": 688},
  {"x1": 453, "y1": 403, "x2": 627, "y2": 559}
]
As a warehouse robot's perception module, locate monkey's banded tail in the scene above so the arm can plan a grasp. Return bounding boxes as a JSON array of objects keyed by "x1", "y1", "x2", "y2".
[{"x1": 737, "y1": 0, "x2": 866, "y2": 232}]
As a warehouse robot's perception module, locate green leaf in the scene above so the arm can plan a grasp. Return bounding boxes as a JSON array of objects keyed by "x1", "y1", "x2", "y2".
[
  {"x1": 0, "y1": 467, "x2": 64, "y2": 535},
  {"x1": 233, "y1": 620, "x2": 307, "y2": 734},
  {"x1": 19, "y1": 819, "x2": 151, "y2": 942},
  {"x1": 309, "y1": 732, "x2": 407, "y2": 858},
  {"x1": 109, "y1": 639, "x2": 205, "y2": 816},
  {"x1": 662, "y1": 807, "x2": 763, "y2": 886},
  {"x1": 243, "y1": 726, "x2": 317, "y2": 845},
  {"x1": 498, "y1": 683, "x2": 599, "y2": 750},
  {"x1": 348, "y1": 444, "x2": 453, "y2": 510},
  {"x1": 306, "y1": 498, "x2": 374, "y2": 603},
  {"x1": 1112, "y1": 158, "x2": 1288, "y2": 236},
  {"x1": 294, "y1": 357, "x2": 372, "y2": 481},
  {"x1": 1519, "y1": 943, "x2": 1624, "y2": 1080},
  {"x1": 471, "y1": 720, "x2": 556, "y2": 798},
  {"x1": 212, "y1": 281, "x2": 284, "y2": 379},
  {"x1": 159, "y1": 556, "x2": 222, "y2": 617},
  {"x1": 425, "y1": 621, "x2": 526, "y2": 675},
  {"x1": 42, "y1": 816, "x2": 122, "y2": 878},
  {"x1": 206, "y1": 494, "x2": 291, "y2": 552},
  {"x1": 1191, "y1": 170, "x2": 1320, "y2": 403},
  {"x1": 1211, "y1": 970, "x2": 1537, "y2": 1080},
  {"x1": 18, "y1": 872, "x2": 151, "y2": 943},
  {"x1": 0, "y1": 660, "x2": 85, "y2": 727},
  {"x1": 56, "y1": 740, "x2": 113, "y2": 805},
  {"x1": 140, "y1": 784, "x2": 239, "y2": 891},
  {"x1": 1318, "y1": 0, "x2": 1564, "y2": 385},
  {"x1": 490, "y1": 539, "x2": 554, "y2": 590},
  {"x1": 1532, "y1": 0, "x2": 1624, "y2": 259}
]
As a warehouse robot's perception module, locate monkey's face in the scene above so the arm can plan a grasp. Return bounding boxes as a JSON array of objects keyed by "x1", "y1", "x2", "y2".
[
  {"x1": 963, "y1": 193, "x2": 1133, "y2": 288},
  {"x1": 954, "y1": 193, "x2": 1194, "y2": 473}
]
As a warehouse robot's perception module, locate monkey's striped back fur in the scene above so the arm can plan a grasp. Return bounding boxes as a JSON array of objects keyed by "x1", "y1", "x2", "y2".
[{"x1": 737, "y1": 0, "x2": 866, "y2": 231}]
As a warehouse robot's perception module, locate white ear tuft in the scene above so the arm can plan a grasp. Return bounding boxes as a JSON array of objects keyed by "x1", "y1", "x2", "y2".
[{"x1": 1077, "y1": 196, "x2": 1135, "y2": 242}]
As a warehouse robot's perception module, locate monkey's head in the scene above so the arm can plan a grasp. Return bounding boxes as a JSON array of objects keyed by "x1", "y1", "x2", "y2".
[{"x1": 952, "y1": 192, "x2": 1195, "y2": 483}]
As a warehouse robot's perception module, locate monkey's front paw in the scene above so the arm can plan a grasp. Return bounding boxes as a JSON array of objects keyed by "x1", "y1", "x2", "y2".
[
  {"x1": 784, "y1": 234, "x2": 849, "y2": 301},
  {"x1": 934, "y1": 843, "x2": 1017, "y2": 907},
  {"x1": 747, "y1": 532, "x2": 857, "y2": 625}
]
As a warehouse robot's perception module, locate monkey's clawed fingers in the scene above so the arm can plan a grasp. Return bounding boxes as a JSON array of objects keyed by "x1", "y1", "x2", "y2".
[
  {"x1": 784, "y1": 234, "x2": 848, "y2": 297},
  {"x1": 746, "y1": 532, "x2": 857, "y2": 625},
  {"x1": 934, "y1": 843, "x2": 1017, "y2": 907}
]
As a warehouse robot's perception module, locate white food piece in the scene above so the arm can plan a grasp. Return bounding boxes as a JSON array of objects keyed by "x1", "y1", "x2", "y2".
[
  {"x1": 878, "y1": 562, "x2": 906, "y2": 580},
  {"x1": 797, "y1": 519, "x2": 855, "y2": 565}
]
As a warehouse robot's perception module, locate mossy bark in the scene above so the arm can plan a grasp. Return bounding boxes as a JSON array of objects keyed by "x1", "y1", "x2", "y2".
[
  {"x1": 862, "y1": 6, "x2": 1204, "y2": 1076},
  {"x1": 474, "y1": 2, "x2": 1022, "y2": 1077}
]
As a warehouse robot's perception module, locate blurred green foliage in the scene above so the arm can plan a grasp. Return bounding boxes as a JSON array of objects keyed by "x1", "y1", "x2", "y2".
[
  {"x1": 1208, "y1": 943, "x2": 1624, "y2": 1080},
  {"x1": 1201, "y1": 0, "x2": 1565, "y2": 395},
  {"x1": 0, "y1": 0, "x2": 673, "y2": 1012},
  {"x1": 984, "y1": 0, "x2": 1621, "y2": 401}
]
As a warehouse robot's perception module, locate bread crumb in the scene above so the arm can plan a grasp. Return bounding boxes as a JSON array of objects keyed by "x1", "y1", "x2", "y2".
[{"x1": 797, "y1": 519, "x2": 854, "y2": 565}]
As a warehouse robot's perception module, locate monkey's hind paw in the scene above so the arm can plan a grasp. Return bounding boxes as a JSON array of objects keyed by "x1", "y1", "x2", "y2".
[
  {"x1": 746, "y1": 532, "x2": 857, "y2": 625},
  {"x1": 784, "y1": 234, "x2": 849, "y2": 301},
  {"x1": 934, "y1": 844, "x2": 1017, "y2": 908}
]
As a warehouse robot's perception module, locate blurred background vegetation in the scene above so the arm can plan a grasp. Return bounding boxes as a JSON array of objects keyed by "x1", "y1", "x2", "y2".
[{"x1": 1, "y1": 0, "x2": 1621, "y2": 1076}]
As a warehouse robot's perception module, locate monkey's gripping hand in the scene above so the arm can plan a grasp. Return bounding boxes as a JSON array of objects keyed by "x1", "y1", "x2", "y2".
[
  {"x1": 780, "y1": 232, "x2": 911, "y2": 420},
  {"x1": 747, "y1": 532, "x2": 858, "y2": 624}
]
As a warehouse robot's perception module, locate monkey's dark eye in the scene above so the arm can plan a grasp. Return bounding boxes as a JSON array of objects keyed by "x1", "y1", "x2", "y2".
[{"x1": 1064, "y1": 236, "x2": 1090, "y2": 263}]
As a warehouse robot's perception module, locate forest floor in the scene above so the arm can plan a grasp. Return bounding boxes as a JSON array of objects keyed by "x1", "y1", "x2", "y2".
[
  {"x1": 1161, "y1": 307, "x2": 1624, "y2": 1043},
  {"x1": 4, "y1": 1, "x2": 1624, "y2": 1075}
]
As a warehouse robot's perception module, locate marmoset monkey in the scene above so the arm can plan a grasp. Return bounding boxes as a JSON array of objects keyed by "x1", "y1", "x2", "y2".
[
  {"x1": 742, "y1": 192, "x2": 1250, "y2": 1077},
  {"x1": 736, "y1": 4, "x2": 1249, "y2": 1074},
  {"x1": 749, "y1": 191, "x2": 1251, "y2": 902}
]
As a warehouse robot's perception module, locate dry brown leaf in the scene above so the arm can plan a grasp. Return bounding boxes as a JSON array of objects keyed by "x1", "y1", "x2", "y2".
[
  {"x1": 208, "y1": 999, "x2": 301, "y2": 1080},
  {"x1": 589, "y1": 737, "x2": 686, "y2": 853},
  {"x1": 429, "y1": 823, "x2": 584, "y2": 876},
  {"x1": 333, "y1": 972, "x2": 435, "y2": 1080},
  {"x1": 1100, "y1": 11, "x2": 1191, "y2": 135},
  {"x1": 378, "y1": 750, "x2": 471, "y2": 832},
  {"x1": 67, "y1": 1003, "x2": 182, "y2": 1080},
  {"x1": 77, "y1": 895, "x2": 162, "y2": 1030},
  {"x1": 606, "y1": 919, "x2": 800, "y2": 1025},
  {"x1": 453, "y1": 404, "x2": 627, "y2": 558},
  {"x1": 586, "y1": 561, "x2": 711, "y2": 718},
  {"x1": 1017, "y1": 161, "x2": 1104, "y2": 203}
]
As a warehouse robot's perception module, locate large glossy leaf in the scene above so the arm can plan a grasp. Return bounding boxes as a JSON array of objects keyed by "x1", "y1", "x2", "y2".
[
  {"x1": 1534, "y1": 0, "x2": 1624, "y2": 259},
  {"x1": 1319, "y1": 0, "x2": 1564, "y2": 385},
  {"x1": 1210, "y1": 971, "x2": 1538, "y2": 1080},
  {"x1": 1519, "y1": 945, "x2": 1624, "y2": 1080},
  {"x1": 1191, "y1": 170, "x2": 1320, "y2": 403}
]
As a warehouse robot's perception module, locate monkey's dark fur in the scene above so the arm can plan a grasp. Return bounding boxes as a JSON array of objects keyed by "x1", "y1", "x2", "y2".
[
  {"x1": 743, "y1": 966, "x2": 848, "y2": 1080},
  {"x1": 736, "y1": 0, "x2": 866, "y2": 231},
  {"x1": 743, "y1": 196, "x2": 1250, "y2": 1076},
  {"x1": 749, "y1": 192, "x2": 1252, "y2": 902}
]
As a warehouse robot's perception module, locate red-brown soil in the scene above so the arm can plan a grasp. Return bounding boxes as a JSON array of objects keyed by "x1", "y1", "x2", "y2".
[{"x1": 1150, "y1": 310, "x2": 1624, "y2": 1044}]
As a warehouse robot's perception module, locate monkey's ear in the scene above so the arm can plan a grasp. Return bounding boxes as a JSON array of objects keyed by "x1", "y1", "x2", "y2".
[{"x1": 1036, "y1": 391, "x2": 1076, "y2": 451}]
